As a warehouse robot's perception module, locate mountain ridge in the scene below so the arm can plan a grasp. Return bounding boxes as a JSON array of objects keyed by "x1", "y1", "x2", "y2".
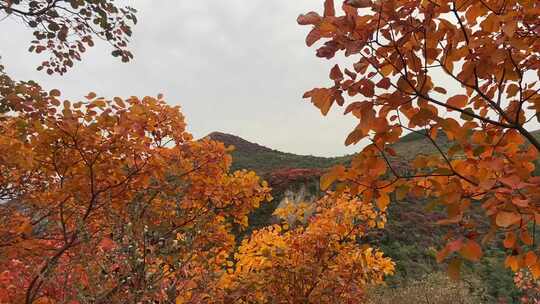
[
  {"x1": 206, "y1": 131, "x2": 352, "y2": 174},
  {"x1": 207, "y1": 132, "x2": 277, "y2": 155},
  {"x1": 207, "y1": 131, "x2": 353, "y2": 159},
  {"x1": 206, "y1": 129, "x2": 540, "y2": 175}
]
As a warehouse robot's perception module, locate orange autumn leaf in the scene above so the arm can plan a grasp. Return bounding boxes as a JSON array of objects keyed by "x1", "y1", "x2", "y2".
[
  {"x1": 330, "y1": 64, "x2": 344, "y2": 81},
  {"x1": 301, "y1": 0, "x2": 540, "y2": 286},
  {"x1": 320, "y1": 165, "x2": 346, "y2": 190},
  {"x1": 503, "y1": 231, "x2": 517, "y2": 249},
  {"x1": 505, "y1": 255, "x2": 520, "y2": 272},
  {"x1": 98, "y1": 238, "x2": 116, "y2": 251},
  {"x1": 446, "y1": 95, "x2": 468, "y2": 109},
  {"x1": 304, "y1": 88, "x2": 334, "y2": 115},
  {"x1": 297, "y1": 12, "x2": 322, "y2": 25},
  {"x1": 0, "y1": 87, "x2": 272, "y2": 303},
  {"x1": 524, "y1": 252, "x2": 538, "y2": 267},
  {"x1": 521, "y1": 230, "x2": 534, "y2": 246},
  {"x1": 531, "y1": 264, "x2": 540, "y2": 279},
  {"x1": 459, "y1": 240, "x2": 483, "y2": 262},
  {"x1": 376, "y1": 193, "x2": 390, "y2": 210}
]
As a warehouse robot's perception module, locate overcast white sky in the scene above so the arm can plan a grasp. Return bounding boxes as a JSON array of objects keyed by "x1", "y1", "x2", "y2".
[{"x1": 1, "y1": 1, "x2": 364, "y2": 157}]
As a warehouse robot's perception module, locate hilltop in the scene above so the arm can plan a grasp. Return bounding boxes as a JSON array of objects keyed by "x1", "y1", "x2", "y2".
[
  {"x1": 208, "y1": 129, "x2": 540, "y2": 175},
  {"x1": 207, "y1": 132, "x2": 351, "y2": 174}
]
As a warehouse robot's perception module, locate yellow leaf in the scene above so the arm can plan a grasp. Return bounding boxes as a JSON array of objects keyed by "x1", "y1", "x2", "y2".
[
  {"x1": 376, "y1": 193, "x2": 390, "y2": 210},
  {"x1": 381, "y1": 64, "x2": 394, "y2": 77},
  {"x1": 505, "y1": 255, "x2": 520, "y2": 272},
  {"x1": 320, "y1": 173, "x2": 334, "y2": 191}
]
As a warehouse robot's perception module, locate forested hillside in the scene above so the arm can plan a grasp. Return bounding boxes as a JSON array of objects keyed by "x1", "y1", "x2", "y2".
[
  {"x1": 210, "y1": 130, "x2": 540, "y2": 173},
  {"x1": 210, "y1": 129, "x2": 540, "y2": 302},
  {"x1": 207, "y1": 132, "x2": 352, "y2": 174}
]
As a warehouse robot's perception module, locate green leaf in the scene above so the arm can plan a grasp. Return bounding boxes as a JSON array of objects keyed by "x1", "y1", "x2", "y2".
[{"x1": 460, "y1": 108, "x2": 475, "y2": 121}]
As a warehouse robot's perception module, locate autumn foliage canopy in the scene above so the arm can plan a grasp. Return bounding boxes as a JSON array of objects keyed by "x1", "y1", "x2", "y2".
[
  {"x1": 1, "y1": 0, "x2": 540, "y2": 302},
  {"x1": 0, "y1": 71, "x2": 394, "y2": 302},
  {"x1": 0, "y1": 67, "x2": 392, "y2": 302},
  {"x1": 0, "y1": 68, "x2": 274, "y2": 302},
  {"x1": 300, "y1": 0, "x2": 540, "y2": 278}
]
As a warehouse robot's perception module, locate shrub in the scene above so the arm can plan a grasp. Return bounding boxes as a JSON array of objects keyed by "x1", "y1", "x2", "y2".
[
  {"x1": 365, "y1": 272, "x2": 487, "y2": 304},
  {"x1": 514, "y1": 269, "x2": 540, "y2": 303}
]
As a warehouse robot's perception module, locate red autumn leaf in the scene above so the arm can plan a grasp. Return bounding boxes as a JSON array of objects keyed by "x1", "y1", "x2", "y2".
[
  {"x1": 376, "y1": 78, "x2": 391, "y2": 89},
  {"x1": 446, "y1": 95, "x2": 468, "y2": 109},
  {"x1": 330, "y1": 64, "x2": 344, "y2": 81},
  {"x1": 345, "y1": 0, "x2": 371, "y2": 8},
  {"x1": 49, "y1": 89, "x2": 61, "y2": 97},
  {"x1": 447, "y1": 239, "x2": 463, "y2": 252},
  {"x1": 503, "y1": 232, "x2": 516, "y2": 248},
  {"x1": 306, "y1": 28, "x2": 322, "y2": 46},
  {"x1": 324, "y1": 0, "x2": 335, "y2": 16},
  {"x1": 98, "y1": 238, "x2": 116, "y2": 251},
  {"x1": 344, "y1": 68, "x2": 357, "y2": 80},
  {"x1": 297, "y1": 12, "x2": 322, "y2": 25},
  {"x1": 434, "y1": 87, "x2": 447, "y2": 94}
]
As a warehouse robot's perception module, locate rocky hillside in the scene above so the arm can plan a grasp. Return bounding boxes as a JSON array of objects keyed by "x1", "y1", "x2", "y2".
[{"x1": 206, "y1": 129, "x2": 540, "y2": 302}]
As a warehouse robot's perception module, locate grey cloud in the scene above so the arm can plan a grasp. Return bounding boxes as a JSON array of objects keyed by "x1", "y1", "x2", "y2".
[{"x1": 1, "y1": 1, "x2": 359, "y2": 156}]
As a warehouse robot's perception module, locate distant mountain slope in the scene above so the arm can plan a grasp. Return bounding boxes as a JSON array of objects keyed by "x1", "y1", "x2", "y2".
[
  {"x1": 207, "y1": 129, "x2": 540, "y2": 174},
  {"x1": 392, "y1": 129, "x2": 540, "y2": 159},
  {"x1": 207, "y1": 132, "x2": 351, "y2": 174}
]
